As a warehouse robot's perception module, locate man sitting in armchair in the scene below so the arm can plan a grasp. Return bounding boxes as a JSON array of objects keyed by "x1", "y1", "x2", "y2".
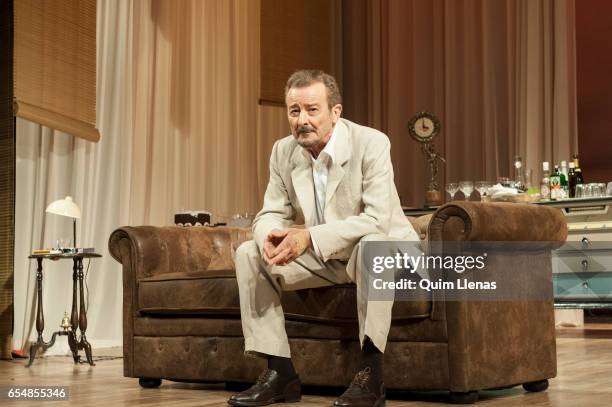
[{"x1": 229, "y1": 69, "x2": 419, "y2": 407}]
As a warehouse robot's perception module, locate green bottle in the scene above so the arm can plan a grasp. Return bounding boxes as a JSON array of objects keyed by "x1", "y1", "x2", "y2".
[
  {"x1": 568, "y1": 162, "x2": 577, "y2": 198},
  {"x1": 550, "y1": 165, "x2": 561, "y2": 200}
]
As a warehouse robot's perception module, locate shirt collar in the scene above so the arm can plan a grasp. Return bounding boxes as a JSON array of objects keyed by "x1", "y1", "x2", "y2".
[{"x1": 303, "y1": 124, "x2": 338, "y2": 164}]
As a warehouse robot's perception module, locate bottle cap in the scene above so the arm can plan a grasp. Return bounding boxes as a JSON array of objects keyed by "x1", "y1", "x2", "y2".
[
  {"x1": 543, "y1": 162, "x2": 549, "y2": 171},
  {"x1": 561, "y1": 160, "x2": 567, "y2": 166},
  {"x1": 569, "y1": 162, "x2": 575, "y2": 168}
]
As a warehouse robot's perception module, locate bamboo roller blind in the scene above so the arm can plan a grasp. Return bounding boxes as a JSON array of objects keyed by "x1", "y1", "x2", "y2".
[
  {"x1": 260, "y1": 0, "x2": 342, "y2": 105},
  {"x1": 13, "y1": 0, "x2": 99, "y2": 142}
]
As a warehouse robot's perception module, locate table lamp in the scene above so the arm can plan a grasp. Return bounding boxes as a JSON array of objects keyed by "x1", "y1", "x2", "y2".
[{"x1": 45, "y1": 196, "x2": 81, "y2": 250}]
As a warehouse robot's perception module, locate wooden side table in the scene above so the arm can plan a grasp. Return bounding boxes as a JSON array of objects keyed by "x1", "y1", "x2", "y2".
[{"x1": 26, "y1": 252, "x2": 102, "y2": 367}]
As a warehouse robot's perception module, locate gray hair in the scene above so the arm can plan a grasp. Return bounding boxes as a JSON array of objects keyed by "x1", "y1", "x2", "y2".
[{"x1": 285, "y1": 69, "x2": 342, "y2": 108}]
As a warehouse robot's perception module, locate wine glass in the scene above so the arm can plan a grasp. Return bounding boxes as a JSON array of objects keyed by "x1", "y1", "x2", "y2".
[
  {"x1": 445, "y1": 182, "x2": 459, "y2": 201},
  {"x1": 475, "y1": 181, "x2": 490, "y2": 201},
  {"x1": 459, "y1": 181, "x2": 474, "y2": 201}
]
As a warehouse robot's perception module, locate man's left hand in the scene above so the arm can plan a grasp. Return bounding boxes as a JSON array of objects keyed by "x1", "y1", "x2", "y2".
[{"x1": 266, "y1": 228, "x2": 312, "y2": 266}]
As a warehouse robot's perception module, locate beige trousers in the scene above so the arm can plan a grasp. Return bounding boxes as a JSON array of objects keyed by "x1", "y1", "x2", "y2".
[{"x1": 234, "y1": 234, "x2": 395, "y2": 359}]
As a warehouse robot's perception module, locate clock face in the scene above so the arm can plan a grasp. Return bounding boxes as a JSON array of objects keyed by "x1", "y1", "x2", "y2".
[
  {"x1": 414, "y1": 117, "x2": 435, "y2": 138},
  {"x1": 408, "y1": 112, "x2": 440, "y2": 143}
]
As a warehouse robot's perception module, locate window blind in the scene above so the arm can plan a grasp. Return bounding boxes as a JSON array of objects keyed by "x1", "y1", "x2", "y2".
[
  {"x1": 260, "y1": 0, "x2": 342, "y2": 105},
  {"x1": 13, "y1": 0, "x2": 99, "y2": 142}
]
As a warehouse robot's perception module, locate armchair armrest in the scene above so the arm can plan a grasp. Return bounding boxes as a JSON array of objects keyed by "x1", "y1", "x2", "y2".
[
  {"x1": 108, "y1": 225, "x2": 251, "y2": 377},
  {"x1": 424, "y1": 202, "x2": 566, "y2": 391},
  {"x1": 428, "y1": 201, "x2": 567, "y2": 243}
]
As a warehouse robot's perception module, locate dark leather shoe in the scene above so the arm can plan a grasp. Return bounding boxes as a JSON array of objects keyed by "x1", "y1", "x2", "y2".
[
  {"x1": 333, "y1": 367, "x2": 385, "y2": 407},
  {"x1": 228, "y1": 369, "x2": 301, "y2": 406}
]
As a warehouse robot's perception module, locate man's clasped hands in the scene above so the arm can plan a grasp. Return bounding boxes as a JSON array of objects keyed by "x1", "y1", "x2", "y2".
[{"x1": 262, "y1": 228, "x2": 313, "y2": 266}]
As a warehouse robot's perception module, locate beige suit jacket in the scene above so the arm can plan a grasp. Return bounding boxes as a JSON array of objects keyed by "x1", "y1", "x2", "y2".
[{"x1": 252, "y1": 118, "x2": 418, "y2": 262}]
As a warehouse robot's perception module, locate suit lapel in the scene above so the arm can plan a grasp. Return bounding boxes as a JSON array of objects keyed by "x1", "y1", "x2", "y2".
[
  {"x1": 290, "y1": 147, "x2": 316, "y2": 226},
  {"x1": 325, "y1": 120, "x2": 350, "y2": 207},
  {"x1": 289, "y1": 120, "x2": 351, "y2": 225}
]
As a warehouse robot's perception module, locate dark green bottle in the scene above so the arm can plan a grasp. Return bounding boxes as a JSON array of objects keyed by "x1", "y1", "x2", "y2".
[
  {"x1": 568, "y1": 162, "x2": 577, "y2": 198},
  {"x1": 572, "y1": 154, "x2": 584, "y2": 184}
]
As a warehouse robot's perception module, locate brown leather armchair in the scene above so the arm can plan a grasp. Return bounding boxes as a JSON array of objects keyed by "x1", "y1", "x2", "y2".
[{"x1": 108, "y1": 201, "x2": 567, "y2": 403}]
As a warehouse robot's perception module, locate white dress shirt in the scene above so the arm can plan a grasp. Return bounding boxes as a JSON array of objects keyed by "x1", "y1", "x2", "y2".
[{"x1": 304, "y1": 125, "x2": 338, "y2": 259}]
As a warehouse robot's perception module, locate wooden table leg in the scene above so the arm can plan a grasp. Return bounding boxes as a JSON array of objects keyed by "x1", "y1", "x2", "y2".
[
  {"x1": 27, "y1": 258, "x2": 45, "y2": 367},
  {"x1": 78, "y1": 258, "x2": 94, "y2": 366},
  {"x1": 68, "y1": 258, "x2": 80, "y2": 363}
]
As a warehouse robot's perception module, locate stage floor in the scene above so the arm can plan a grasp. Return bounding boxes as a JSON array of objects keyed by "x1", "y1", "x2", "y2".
[{"x1": 2, "y1": 324, "x2": 612, "y2": 406}]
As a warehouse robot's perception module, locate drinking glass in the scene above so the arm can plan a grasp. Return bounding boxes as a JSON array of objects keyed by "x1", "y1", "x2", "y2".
[
  {"x1": 575, "y1": 184, "x2": 585, "y2": 198},
  {"x1": 598, "y1": 183, "x2": 606, "y2": 197},
  {"x1": 607, "y1": 182, "x2": 612, "y2": 197},
  {"x1": 475, "y1": 181, "x2": 491, "y2": 201},
  {"x1": 445, "y1": 182, "x2": 459, "y2": 201},
  {"x1": 56, "y1": 238, "x2": 73, "y2": 253},
  {"x1": 459, "y1": 181, "x2": 474, "y2": 201}
]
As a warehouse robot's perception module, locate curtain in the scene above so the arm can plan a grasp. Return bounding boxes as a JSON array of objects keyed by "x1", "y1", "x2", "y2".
[
  {"x1": 345, "y1": 0, "x2": 578, "y2": 208},
  {"x1": 129, "y1": 0, "x2": 268, "y2": 225}
]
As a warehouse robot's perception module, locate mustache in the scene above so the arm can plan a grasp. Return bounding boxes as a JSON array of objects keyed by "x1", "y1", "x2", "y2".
[{"x1": 297, "y1": 126, "x2": 315, "y2": 135}]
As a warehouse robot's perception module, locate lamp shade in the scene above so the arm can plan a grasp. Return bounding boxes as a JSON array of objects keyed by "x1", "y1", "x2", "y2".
[{"x1": 45, "y1": 196, "x2": 81, "y2": 219}]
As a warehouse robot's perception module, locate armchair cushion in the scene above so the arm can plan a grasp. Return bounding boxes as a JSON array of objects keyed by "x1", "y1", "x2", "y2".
[
  {"x1": 133, "y1": 316, "x2": 448, "y2": 343},
  {"x1": 137, "y1": 268, "x2": 432, "y2": 323}
]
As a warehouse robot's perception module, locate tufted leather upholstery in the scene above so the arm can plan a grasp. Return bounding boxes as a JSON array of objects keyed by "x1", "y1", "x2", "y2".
[
  {"x1": 137, "y1": 271, "x2": 431, "y2": 323},
  {"x1": 109, "y1": 201, "x2": 567, "y2": 392}
]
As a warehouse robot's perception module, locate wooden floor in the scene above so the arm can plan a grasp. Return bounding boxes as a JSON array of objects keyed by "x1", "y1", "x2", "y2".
[{"x1": 2, "y1": 325, "x2": 612, "y2": 406}]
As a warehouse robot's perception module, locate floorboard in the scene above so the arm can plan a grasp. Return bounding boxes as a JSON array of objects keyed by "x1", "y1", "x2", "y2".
[{"x1": 1, "y1": 325, "x2": 611, "y2": 406}]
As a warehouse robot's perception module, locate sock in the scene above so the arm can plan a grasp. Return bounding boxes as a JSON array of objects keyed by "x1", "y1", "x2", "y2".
[
  {"x1": 359, "y1": 337, "x2": 383, "y2": 386},
  {"x1": 268, "y1": 356, "x2": 297, "y2": 379}
]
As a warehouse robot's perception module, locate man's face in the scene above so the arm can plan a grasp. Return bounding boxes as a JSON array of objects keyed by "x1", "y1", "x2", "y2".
[{"x1": 286, "y1": 81, "x2": 342, "y2": 149}]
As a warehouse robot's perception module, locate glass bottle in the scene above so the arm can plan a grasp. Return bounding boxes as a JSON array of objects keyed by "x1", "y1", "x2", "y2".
[
  {"x1": 514, "y1": 155, "x2": 526, "y2": 192},
  {"x1": 568, "y1": 162, "x2": 577, "y2": 198},
  {"x1": 572, "y1": 154, "x2": 584, "y2": 185},
  {"x1": 550, "y1": 165, "x2": 561, "y2": 200},
  {"x1": 559, "y1": 161, "x2": 568, "y2": 199},
  {"x1": 540, "y1": 162, "x2": 551, "y2": 200}
]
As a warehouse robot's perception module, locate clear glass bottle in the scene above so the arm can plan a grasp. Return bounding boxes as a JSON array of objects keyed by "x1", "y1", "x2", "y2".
[
  {"x1": 514, "y1": 155, "x2": 526, "y2": 192},
  {"x1": 560, "y1": 161, "x2": 568, "y2": 198},
  {"x1": 540, "y1": 162, "x2": 551, "y2": 200}
]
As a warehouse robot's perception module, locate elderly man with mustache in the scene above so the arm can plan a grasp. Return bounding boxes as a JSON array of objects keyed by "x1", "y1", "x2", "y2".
[{"x1": 228, "y1": 70, "x2": 418, "y2": 407}]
